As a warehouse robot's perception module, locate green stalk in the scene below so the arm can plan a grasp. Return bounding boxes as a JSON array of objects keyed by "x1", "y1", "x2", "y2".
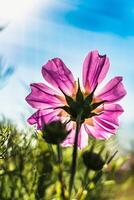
[
  {"x1": 69, "y1": 114, "x2": 82, "y2": 198},
  {"x1": 83, "y1": 168, "x2": 89, "y2": 188},
  {"x1": 75, "y1": 168, "x2": 89, "y2": 200},
  {"x1": 57, "y1": 144, "x2": 66, "y2": 200},
  {"x1": 48, "y1": 144, "x2": 56, "y2": 162}
]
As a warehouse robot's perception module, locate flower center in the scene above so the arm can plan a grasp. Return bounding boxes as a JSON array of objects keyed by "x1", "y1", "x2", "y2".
[{"x1": 60, "y1": 81, "x2": 105, "y2": 122}]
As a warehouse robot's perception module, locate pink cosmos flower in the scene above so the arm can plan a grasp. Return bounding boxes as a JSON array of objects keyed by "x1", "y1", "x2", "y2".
[{"x1": 26, "y1": 50, "x2": 126, "y2": 149}]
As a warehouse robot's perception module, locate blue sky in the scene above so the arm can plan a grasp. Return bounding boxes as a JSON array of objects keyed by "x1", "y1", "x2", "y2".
[
  {"x1": 43, "y1": 0, "x2": 134, "y2": 36},
  {"x1": 0, "y1": 0, "x2": 134, "y2": 149}
]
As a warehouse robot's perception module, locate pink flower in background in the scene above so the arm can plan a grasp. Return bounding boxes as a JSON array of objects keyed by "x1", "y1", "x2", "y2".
[{"x1": 26, "y1": 50, "x2": 126, "y2": 149}]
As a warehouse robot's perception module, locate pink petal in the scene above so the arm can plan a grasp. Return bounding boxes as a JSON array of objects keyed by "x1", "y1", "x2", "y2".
[
  {"x1": 93, "y1": 118, "x2": 117, "y2": 134},
  {"x1": 42, "y1": 58, "x2": 75, "y2": 95},
  {"x1": 84, "y1": 104, "x2": 124, "y2": 140},
  {"x1": 84, "y1": 123, "x2": 112, "y2": 140},
  {"x1": 97, "y1": 76, "x2": 127, "y2": 103},
  {"x1": 62, "y1": 123, "x2": 88, "y2": 149},
  {"x1": 77, "y1": 125, "x2": 89, "y2": 149},
  {"x1": 61, "y1": 122, "x2": 75, "y2": 147},
  {"x1": 27, "y1": 108, "x2": 60, "y2": 129},
  {"x1": 95, "y1": 104, "x2": 124, "y2": 126},
  {"x1": 26, "y1": 83, "x2": 64, "y2": 109},
  {"x1": 83, "y1": 50, "x2": 109, "y2": 92}
]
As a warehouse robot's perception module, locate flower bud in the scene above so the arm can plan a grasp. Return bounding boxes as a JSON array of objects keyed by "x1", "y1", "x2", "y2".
[
  {"x1": 82, "y1": 151, "x2": 104, "y2": 171},
  {"x1": 42, "y1": 120, "x2": 70, "y2": 145}
]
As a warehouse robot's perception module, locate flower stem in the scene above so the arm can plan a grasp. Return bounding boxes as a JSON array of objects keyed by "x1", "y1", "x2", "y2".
[
  {"x1": 75, "y1": 168, "x2": 89, "y2": 200},
  {"x1": 83, "y1": 168, "x2": 89, "y2": 188},
  {"x1": 48, "y1": 144, "x2": 56, "y2": 162},
  {"x1": 57, "y1": 144, "x2": 66, "y2": 200},
  {"x1": 69, "y1": 114, "x2": 82, "y2": 198}
]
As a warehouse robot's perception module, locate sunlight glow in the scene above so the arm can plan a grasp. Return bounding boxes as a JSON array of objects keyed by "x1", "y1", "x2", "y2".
[{"x1": 0, "y1": 0, "x2": 46, "y2": 22}]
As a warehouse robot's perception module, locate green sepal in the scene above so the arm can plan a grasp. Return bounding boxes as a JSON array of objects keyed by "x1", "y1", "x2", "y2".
[
  {"x1": 88, "y1": 112, "x2": 98, "y2": 118},
  {"x1": 59, "y1": 106, "x2": 71, "y2": 115},
  {"x1": 59, "y1": 88, "x2": 75, "y2": 107},
  {"x1": 84, "y1": 84, "x2": 98, "y2": 105},
  {"x1": 90, "y1": 101, "x2": 105, "y2": 111},
  {"x1": 76, "y1": 78, "x2": 84, "y2": 103}
]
